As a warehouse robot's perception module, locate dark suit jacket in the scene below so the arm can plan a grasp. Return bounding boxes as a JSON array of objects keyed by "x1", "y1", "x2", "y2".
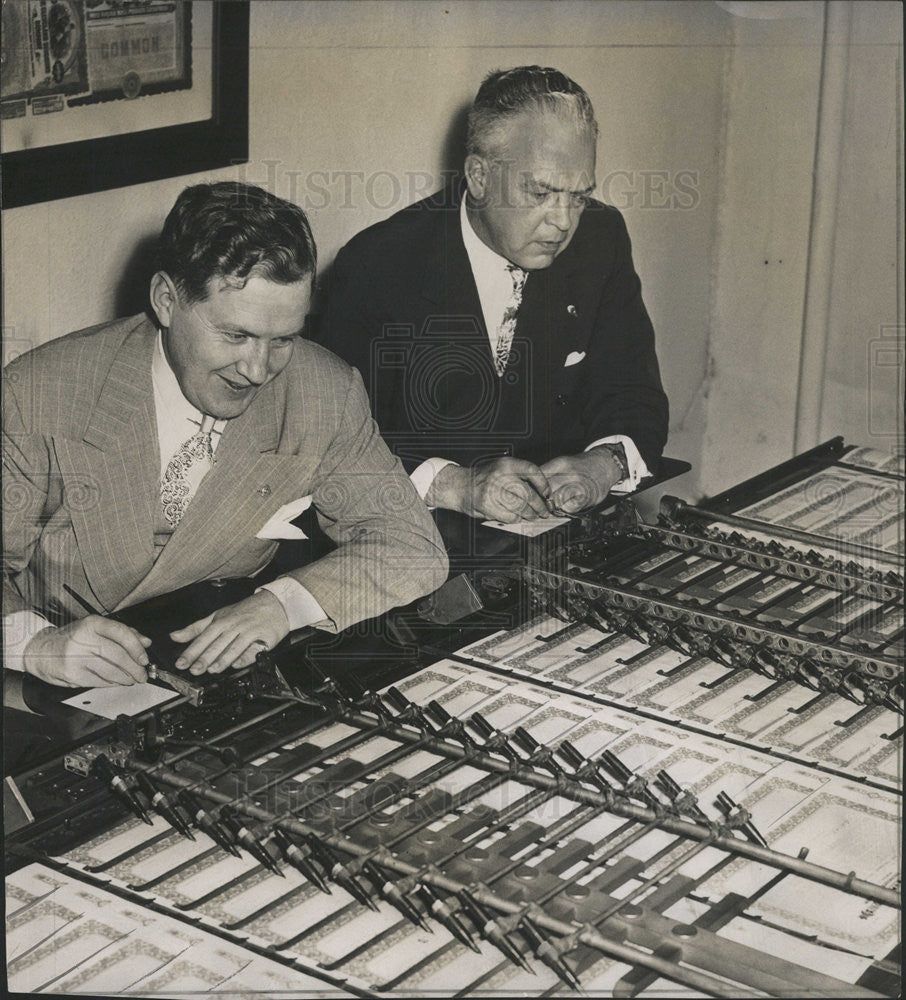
[
  {"x1": 323, "y1": 187, "x2": 668, "y2": 474},
  {"x1": 2, "y1": 315, "x2": 447, "y2": 632}
]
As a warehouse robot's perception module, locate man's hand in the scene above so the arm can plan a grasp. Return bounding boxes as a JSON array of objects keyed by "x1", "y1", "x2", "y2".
[
  {"x1": 540, "y1": 448, "x2": 624, "y2": 514},
  {"x1": 427, "y1": 458, "x2": 553, "y2": 523},
  {"x1": 23, "y1": 617, "x2": 152, "y2": 687},
  {"x1": 169, "y1": 590, "x2": 290, "y2": 675}
]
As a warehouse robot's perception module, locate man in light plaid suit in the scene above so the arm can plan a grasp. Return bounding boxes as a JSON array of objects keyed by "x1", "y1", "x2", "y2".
[{"x1": 3, "y1": 182, "x2": 447, "y2": 689}]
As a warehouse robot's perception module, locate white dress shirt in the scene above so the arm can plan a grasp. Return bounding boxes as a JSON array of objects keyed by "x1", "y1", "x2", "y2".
[
  {"x1": 152, "y1": 335, "x2": 227, "y2": 475},
  {"x1": 4, "y1": 335, "x2": 326, "y2": 672},
  {"x1": 408, "y1": 198, "x2": 649, "y2": 502},
  {"x1": 151, "y1": 334, "x2": 327, "y2": 631}
]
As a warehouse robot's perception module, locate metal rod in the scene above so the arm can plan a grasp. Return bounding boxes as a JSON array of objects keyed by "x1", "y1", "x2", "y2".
[
  {"x1": 662, "y1": 497, "x2": 901, "y2": 568},
  {"x1": 644, "y1": 523, "x2": 903, "y2": 603},
  {"x1": 149, "y1": 708, "x2": 900, "y2": 907},
  {"x1": 525, "y1": 567, "x2": 901, "y2": 682}
]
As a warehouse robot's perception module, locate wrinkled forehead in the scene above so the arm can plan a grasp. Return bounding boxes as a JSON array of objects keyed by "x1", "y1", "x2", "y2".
[
  {"x1": 496, "y1": 111, "x2": 597, "y2": 190},
  {"x1": 191, "y1": 273, "x2": 312, "y2": 329},
  {"x1": 206, "y1": 265, "x2": 313, "y2": 299},
  {"x1": 170, "y1": 268, "x2": 284, "y2": 305}
]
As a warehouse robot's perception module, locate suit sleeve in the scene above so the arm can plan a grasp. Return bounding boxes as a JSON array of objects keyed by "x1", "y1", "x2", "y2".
[
  {"x1": 578, "y1": 212, "x2": 669, "y2": 471},
  {"x1": 2, "y1": 363, "x2": 54, "y2": 615},
  {"x1": 285, "y1": 365, "x2": 448, "y2": 632}
]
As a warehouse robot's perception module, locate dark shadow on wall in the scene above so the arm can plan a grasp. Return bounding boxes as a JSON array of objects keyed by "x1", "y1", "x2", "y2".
[
  {"x1": 308, "y1": 269, "x2": 333, "y2": 347},
  {"x1": 113, "y1": 232, "x2": 158, "y2": 321},
  {"x1": 113, "y1": 101, "x2": 472, "y2": 338},
  {"x1": 440, "y1": 100, "x2": 470, "y2": 179},
  {"x1": 309, "y1": 99, "x2": 470, "y2": 345}
]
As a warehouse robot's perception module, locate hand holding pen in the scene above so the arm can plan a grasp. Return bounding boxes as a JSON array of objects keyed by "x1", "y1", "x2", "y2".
[{"x1": 19, "y1": 584, "x2": 155, "y2": 688}]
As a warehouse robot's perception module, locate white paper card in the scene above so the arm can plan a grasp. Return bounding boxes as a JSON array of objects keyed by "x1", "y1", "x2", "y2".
[{"x1": 62, "y1": 681, "x2": 178, "y2": 719}]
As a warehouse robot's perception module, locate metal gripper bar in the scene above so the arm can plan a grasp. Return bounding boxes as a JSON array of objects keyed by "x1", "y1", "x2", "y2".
[
  {"x1": 571, "y1": 497, "x2": 903, "y2": 603},
  {"x1": 77, "y1": 674, "x2": 900, "y2": 999},
  {"x1": 524, "y1": 565, "x2": 903, "y2": 713},
  {"x1": 651, "y1": 516, "x2": 902, "y2": 605},
  {"x1": 660, "y1": 495, "x2": 903, "y2": 571}
]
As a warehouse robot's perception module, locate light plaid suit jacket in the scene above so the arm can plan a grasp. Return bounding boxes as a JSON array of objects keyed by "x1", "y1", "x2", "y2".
[{"x1": 2, "y1": 314, "x2": 447, "y2": 632}]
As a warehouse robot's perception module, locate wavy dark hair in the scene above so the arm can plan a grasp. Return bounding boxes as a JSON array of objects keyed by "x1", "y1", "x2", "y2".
[{"x1": 156, "y1": 182, "x2": 317, "y2": 303}]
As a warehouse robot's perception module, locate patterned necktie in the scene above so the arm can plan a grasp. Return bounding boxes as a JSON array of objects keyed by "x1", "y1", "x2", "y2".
[
  {"x1": 492, "y1": 263, "x2": 527, "y2": 377},
  {"x1": 160, "y1": 415, "x2": 216, "y2": 528}
]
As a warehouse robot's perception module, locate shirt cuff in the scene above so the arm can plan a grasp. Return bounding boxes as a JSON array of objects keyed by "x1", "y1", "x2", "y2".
[
  {"x1": 257, "y1": 578, "x2": 331, "y2": 632},
  {"x1": 3, "y1": 611, "x2": 53, "y2": 672},
  {"x1": 585, "y1": 435, "x2": 649, "y2": 493},
  {"x1": 410, "y1": 457, "x2": 459, "y2": 505}
]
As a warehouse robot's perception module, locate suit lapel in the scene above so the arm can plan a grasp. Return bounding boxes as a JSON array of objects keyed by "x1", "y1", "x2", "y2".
[
  {"x1": 116, "y1": 377, "x2": 294, "y2": 609},
  {"x1": 54, "y1": 320, "x2": 158, "y2": 611},
  {"x1": 518, "y1": 241, "x2": 589, "y2": 362},
  {"x1": 420, "y1": 196, "x2": 488, "y2": 342}
]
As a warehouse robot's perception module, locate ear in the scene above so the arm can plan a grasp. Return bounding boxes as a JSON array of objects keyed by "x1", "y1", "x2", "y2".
[
  {"x1": 464, "y1": 153, "x2": 491, "y2": 201},
  {"x1": 149, "y1": 271, "x2": 179, "y2": 329}
]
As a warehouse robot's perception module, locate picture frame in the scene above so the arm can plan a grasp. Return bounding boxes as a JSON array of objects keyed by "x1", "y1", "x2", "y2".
[{"x1": 1, "y1": 1, "x2": 249, "y2": 210}]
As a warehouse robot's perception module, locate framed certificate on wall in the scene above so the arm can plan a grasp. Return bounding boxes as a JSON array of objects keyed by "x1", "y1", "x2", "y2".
[{"x1": 1, "y1": 1, "x2": 249, "y2": 208}]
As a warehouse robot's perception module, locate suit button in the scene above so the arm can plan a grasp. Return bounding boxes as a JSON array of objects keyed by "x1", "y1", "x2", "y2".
[{"x1": 556, "y1": 394, "x2": 568, "y2": 406}]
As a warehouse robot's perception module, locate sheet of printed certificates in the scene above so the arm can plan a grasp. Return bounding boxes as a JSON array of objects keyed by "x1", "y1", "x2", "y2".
[
  {"x1": 731, "y1": 447, "x2": 904, "y2": 558},
  {"x1": 6, "y1": 448, "x2": 901, "y2": 996},
  {"x1": 8, "y1": 643, "x2": 899, "y2": 996}
]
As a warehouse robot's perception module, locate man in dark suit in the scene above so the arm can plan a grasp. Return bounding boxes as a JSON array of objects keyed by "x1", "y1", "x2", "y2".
[
  {"x1": 3, "y1": 183, "x2": 447, "y2": 688},
  {"x1": 325, "y1": 66, "x2": 668, "y2": 524}
]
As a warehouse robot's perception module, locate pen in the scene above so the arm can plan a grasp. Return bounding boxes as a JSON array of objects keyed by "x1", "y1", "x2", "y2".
[
  {"x1": 62, "y1": 583, "x2": 103, "y2": 616},
  {"x1": 61, "y1": 584, "x2": 157, "y2": 681}
]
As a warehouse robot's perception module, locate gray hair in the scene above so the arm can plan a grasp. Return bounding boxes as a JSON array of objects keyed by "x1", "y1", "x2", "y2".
[{"x1": 466, "y1": 66, "x2": 598, "y2": 161}]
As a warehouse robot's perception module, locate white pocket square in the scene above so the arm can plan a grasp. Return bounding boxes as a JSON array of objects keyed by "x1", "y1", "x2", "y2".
[
  {"x1": 256, "y1": 495, "x2": 312, "y2": 540},
  {"x1": 564, "y1": 351, "x2": 586, "y2": 367}
]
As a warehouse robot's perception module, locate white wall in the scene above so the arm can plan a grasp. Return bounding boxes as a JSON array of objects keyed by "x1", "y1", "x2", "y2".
[
  {"x1": 2, "y1": 0, "x2": 902, "y2": 504},
  {"x1": 701, "y1": 0, "x2": 903, "y2": 496},
  {"x1": 701, "y1": 1, "x2": 826, "y2": 493},
  {"x1": 819, "y1": 2, "x2": 903, "y2": 456}
]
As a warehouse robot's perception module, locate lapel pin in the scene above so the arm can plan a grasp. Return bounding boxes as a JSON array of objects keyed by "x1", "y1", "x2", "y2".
[
  {"x1": 257, "y1": 485, "x2": 272, "y2": 498},
  {"x1": 567, "y1": 304, "x2": 578, "y2": 317}
]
